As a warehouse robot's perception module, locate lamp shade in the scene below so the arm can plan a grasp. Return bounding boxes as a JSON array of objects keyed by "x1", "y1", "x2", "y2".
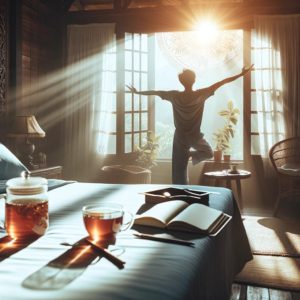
[{"x1": 8, "y1": 115, "x2": 46, "y2": 138}]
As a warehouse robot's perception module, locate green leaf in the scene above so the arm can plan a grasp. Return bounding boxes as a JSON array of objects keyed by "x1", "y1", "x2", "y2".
[
  {"x1": 233, "y1": 108, "x2": 240, "y2": 114},
  {"x1": 230, "y1": 117, "x2": 238, "y2": 125},
  {"x1": 219, "y1": 110, "x2": 230, "y2": 116}
]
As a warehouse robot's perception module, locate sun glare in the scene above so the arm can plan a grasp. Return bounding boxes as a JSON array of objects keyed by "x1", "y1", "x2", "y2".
[{"x1": 194, "y1": 19, "x2": 219, "y2": 42}]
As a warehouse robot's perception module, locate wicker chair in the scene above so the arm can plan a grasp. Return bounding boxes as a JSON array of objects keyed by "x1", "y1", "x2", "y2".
[{"x1": 269, "y1": 136, "x2": 300, "y2": 216}]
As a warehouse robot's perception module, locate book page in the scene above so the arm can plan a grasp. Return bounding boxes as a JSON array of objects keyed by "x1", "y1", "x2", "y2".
[
  {"x1": 134, "y1": 200, "x2": 189, "y2": 228},
  {"x1": 167, "y1": 203, "x2": 223, "y2": 233}
]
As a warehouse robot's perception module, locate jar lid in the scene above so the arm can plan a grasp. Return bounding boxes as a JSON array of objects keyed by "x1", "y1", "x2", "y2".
[{"x1": 6, "y1": 171, "x2": 48, "y2": 195}]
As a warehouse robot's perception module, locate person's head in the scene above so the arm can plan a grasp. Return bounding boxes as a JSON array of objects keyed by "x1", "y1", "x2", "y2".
[{"x1": 178, "y1": 69, "x2": 196, "y2": 89}]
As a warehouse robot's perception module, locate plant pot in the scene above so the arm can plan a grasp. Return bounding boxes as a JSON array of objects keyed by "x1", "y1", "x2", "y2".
[
  {"x1": 223, "y1": 154, "x2": 231, "y2": 162},
  {"x1": 213, "y1": 150, "x2": 222, "y2": 162}
]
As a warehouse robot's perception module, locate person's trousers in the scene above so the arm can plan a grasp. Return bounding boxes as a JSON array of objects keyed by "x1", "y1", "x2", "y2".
[{"x1": 172, "y1": 131, "x2": 213, "y2": 185}]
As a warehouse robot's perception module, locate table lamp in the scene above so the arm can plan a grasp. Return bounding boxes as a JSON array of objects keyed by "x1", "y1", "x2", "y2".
[{"x1": 7, "y1": 115, "x2": 46, "y2": 169}]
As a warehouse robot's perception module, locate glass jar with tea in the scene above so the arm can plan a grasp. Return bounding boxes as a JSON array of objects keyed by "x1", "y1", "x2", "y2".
[{"x1": 5, "y1": 171, "x2": 48, "y2": 240}]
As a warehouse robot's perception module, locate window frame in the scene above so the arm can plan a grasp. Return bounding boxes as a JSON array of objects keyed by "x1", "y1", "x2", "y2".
[
  {"x1": 249, "y1": 29, "x2": 285, "y2": 156},
  {"x1": 111, "y1": 27, "x2": 253, "y2": 161},
  {"x1": 114, "y1": 31, "x2": 155, "y2": 157}
]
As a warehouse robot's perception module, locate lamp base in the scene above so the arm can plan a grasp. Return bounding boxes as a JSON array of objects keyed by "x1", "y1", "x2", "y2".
[{"x1": 19, "y1": 139, "x2": 39, "y2": 170}]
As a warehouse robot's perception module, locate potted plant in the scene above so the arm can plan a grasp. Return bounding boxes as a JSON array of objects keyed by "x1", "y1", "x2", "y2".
[
  {"x1": 135, "y1": 131, "x2": 160, "y2": 170},
  {"x1": 213, "y1": 100, "x2": 240, "y2": 162}
]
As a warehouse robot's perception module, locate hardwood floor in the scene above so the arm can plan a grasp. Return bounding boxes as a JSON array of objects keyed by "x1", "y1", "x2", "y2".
[
  {"x1": 231, "y1": 284, "x2": 300, "y2": 300},
  {"x1": 231, "y1": 199, "x2": 300, "y2": 300}
]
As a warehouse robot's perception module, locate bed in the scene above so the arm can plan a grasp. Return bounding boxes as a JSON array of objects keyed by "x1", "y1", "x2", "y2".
[{"x1": 0, "y1": 181, "x2": 252, "y2": 300}]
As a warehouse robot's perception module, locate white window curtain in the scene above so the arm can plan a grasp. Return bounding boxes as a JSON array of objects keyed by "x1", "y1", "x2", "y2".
[
  {"x1": 64, "y1": 23, "x2": 116, "y2": 181},
  {"x1": 253, "y1": 15, "x2": 300, "y2": 156}
]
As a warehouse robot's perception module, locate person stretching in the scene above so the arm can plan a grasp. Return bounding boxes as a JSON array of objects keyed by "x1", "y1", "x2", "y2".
[{"x1": 127, "y1": 65, "x2": 253, "y2": 184}]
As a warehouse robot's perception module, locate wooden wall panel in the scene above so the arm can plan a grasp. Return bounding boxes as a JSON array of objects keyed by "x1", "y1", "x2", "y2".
[
  {"x1": 0, "y1": 0, "x2": 8, "y2": 140},
  {"x1": 17, "y1": 0, "x2": 64, "y2": 166}
]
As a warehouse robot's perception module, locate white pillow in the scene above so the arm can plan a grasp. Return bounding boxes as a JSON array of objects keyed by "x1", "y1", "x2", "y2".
[
  {"x1": 0, "y1": 143, "x2": 28, "y2": 180},
  {"x1": 278, "y1": 163, "x2": 300, "y2": 176}
]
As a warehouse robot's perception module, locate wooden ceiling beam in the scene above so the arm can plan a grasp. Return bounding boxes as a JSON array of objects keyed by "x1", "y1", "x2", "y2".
[{"x1": 66, "y1": 0, "x2": 300, "y2": 31}]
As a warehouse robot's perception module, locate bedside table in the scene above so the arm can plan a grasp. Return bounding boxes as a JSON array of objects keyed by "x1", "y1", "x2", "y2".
[{"x1": 30, "y1": 166, "x2": 63, "y2": 179}]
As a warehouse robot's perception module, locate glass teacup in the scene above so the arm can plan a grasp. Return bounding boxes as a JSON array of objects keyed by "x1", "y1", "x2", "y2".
[{"x1": 82, "y1": 203, "x2": 133, "y2": 241}]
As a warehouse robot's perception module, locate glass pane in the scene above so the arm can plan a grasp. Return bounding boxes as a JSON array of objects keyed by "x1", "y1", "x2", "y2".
[
  {"x1": 125, "y1": 113, "x2": 132, "y2": 132},
  {"x1": 109, "y1": 41, "x2": 116, "y2": 53},
  {"x1": 98, "y1": 132, "x2": 115, "y2": 154},
  {"x1": 141, "y1": 113, "x2": 148, "y2": 130},
  {"x1": 141, "y1": 53, "x2": 148, "y2": 71},
  {"x1": 274, "y1": 69, "x2": 283, "y2": 90},
  {"x1": 125, "y1": 71, "x2": 132, "y2": 86},
  {"x1": 109, "y1": 114, "x2": 116, "y2": 132},
  {"x1": 259, "y1": 49, "x2": 271, "y2": 69},
  {"x1": 99, "y1": 111, "x2": 110, "y2": 132},
  {"x1": 134, "y1": 52, "x2": 140, "y2": 70},
  {"x1": 262, "y1": 70, "x2": 271, "y2": 88},
  {"x1": 134, "y1": 96, "x2": 140, "y2": 111},
  {"x1": 125, "y1": 34, "x2": 132, "y2": 50},
  {"x1": 99, "y1": 93, "x2": 115, "y2": 112},
  {"x1": 98, "y1": 92, "x2": 109, "y2": 111},
  {"x1": 251, "y1": 92, "x2": 257, "y2": 111},
  {"x1": 125, "y1": 93, "x2": 132, "y2": 111},
  {"x1": 251, "y1": 72, "x2": 256, "y2": 89},
  {"x1": 134, "y1": 133, "x2": 140, "y2": 148},
  {"x1": 125, "y1": 51, "x2": 132, "y2": 70},
  {"x1": 251, "y1": 135, "x2": 260, "y2": 155},
  {"x1": 125, "y1": 133, "x2": 132, "y2": 153},
  {"x1": 102, "y1": 72, "x2": 116, "y2": 89},
  {"x1": 107, "y1": 134, "x2": 116, "y2": 154},
  {"x1": 134, "y1": 34, "x2": 140, "y2": 50},
  {"x1": 104, "y1": 53, "x2": 116, "y2": 70},
  {"x1": 141, "y1": 73, "x2": 148, "y2": 90},
  {"x1": 251, "y1": 113, "x2": 258, "y2": 133},
  {"x1": 134, "y1": 113, "x2": 140, "y2": 131},
  {"x1": 134, "y1": 72, "x2": 140, "y2": 89},
  {"x1": 141, "y1": 132, "x2": 147, "y2": 146},
  {"x1": 141, "y1": 95, "x2": 148, "y2": 110},
  {"x1": 110, "y1": 93, "x2": 116, "y2": 111},
  {"x1": 141, "y1": 34, "x2": 148, "y2": 52}
]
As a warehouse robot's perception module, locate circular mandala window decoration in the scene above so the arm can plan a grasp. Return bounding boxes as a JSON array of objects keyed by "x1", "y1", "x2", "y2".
[{"x1": 157, "y1": 30, "x2": 243, "y2": 72}]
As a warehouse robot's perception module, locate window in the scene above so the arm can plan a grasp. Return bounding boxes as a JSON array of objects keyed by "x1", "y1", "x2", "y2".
[
  {"x1": 154, "y1": 30, "x2": 244, "y2": 159},
  {"x1": 124, "y1": 33, "x2": 154, "y2": 153},
  {"x1": 250, "y1": 30, "x2": 284, "y2": 156},
  {"x1": 103, "y1": 30, "x2": 246, "y2": 160},
  {"x1": 100, "y1": 33, "x2": 154, "y2": 156},
  {"x1": 97, "y1": 39, "x2": 117, "y2": 155}
]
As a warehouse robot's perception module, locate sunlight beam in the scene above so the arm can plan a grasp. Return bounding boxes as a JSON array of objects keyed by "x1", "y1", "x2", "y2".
[{"x1": 194, "y1": 18, "x2": 219, "y2": 43}]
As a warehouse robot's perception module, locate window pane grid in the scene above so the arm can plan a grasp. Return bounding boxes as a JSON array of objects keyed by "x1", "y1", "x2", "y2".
[
  {"x1": 97, "y1": 35, "x2": 116, "y2": 154},
  {"x1": 250, "y1": 27, "x2": 284, "y2": 155},
  {"x1": 125, "y1": 110, "x2": 148, "y2": 113},
  {"x1": 124, "y1": 130, "x2": 148, "y2": 134},
  {"x1": 125, "y1": 32, "x2": 150, "y2": 152}
]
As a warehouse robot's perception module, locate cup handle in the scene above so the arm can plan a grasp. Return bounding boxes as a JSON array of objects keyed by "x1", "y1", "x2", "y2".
[
  {"x1": 0, "y1": 194, "x2": 6, "y2": 231},
  {"x1": 120, "y1": 211, "x2": 134, "y2": 232}
]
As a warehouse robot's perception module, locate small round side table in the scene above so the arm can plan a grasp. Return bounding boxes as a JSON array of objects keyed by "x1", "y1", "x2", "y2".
[{"x1": 204, "y1": 169, "x2": 251, "y2": 212}]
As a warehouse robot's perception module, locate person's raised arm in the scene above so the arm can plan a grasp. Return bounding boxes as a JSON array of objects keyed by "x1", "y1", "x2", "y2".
[
  {"x1": 126, "y1": 85, "x2": 166, "y2": 98},
  {"x1": 207, "y1": 64, "x2": 254, "y2": 92}
]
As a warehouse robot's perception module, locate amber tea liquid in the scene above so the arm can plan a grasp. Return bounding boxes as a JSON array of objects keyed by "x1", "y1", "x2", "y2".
[
  {"x1": 5, "y1": 198, "x2": 49, "y2": 239},
  {"x1": 83, "y1": 209, "x2": 123, "y2": 240}
]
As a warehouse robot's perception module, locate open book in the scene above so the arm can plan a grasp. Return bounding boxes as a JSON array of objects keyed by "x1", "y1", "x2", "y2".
[{"x1": 134, "y1": 200, "x2": 231, "y2": 236}]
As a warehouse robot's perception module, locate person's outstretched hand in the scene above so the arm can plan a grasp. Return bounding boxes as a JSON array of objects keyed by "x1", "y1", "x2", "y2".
[
  {"x1": 126, "y1": 85, "x2": 137, "y2": 93},
  {"x1": 242, "y1": 64, "x2": 254, "y2": 75}
]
